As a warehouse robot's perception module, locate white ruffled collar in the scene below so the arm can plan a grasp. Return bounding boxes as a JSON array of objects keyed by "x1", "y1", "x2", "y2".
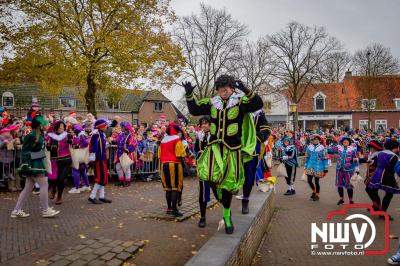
[
  {"x1": 211, "y1": 91, "x2": 245, "y2": 110},
  {"x1": 337, "y1": 145, "x2": 356, "y2": 153},
  {"x1": 48, "y1": 132, "x2": 68, "y2": 141},
  {"x1": 252, "y1": 109, "x2": 263, "y2": 118},
  {"x1": 197, "y1": 130, "x2": 210, "y2": 142},
  {"x1": 161, "y1": 134, "x2": 179, "y2": 144},
  {"x1": 368, "y1": 151, "x2": 379, "y2": 162}
]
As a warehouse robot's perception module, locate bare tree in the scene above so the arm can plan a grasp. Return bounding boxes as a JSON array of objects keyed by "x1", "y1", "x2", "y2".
[
  {"x1": 228, "y1": 38, "x2": 277, "y2": 96},
  {"x1": 317, "y1": 51, "x2": 352, "y2": 82},
  {"x1": 268, "y1": 21, "x2": 342, "y2": 132},
  {"x1": 174, "y1": 4, "x2": 249, "y2": 99},
  {"x1": 352, "y1": 44, "x2": 399, "y2": 130},
  {"x1": 352, "y1": 43, "x2": 400, "y2": 76}
]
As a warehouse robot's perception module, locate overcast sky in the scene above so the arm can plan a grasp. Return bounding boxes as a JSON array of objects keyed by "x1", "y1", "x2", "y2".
[
  {"x1": 170, "y1": 0, "x2": 400, "y2": 58},
  {"x1": 166, "y1": 0, "x2": 400, "y2": 102}
]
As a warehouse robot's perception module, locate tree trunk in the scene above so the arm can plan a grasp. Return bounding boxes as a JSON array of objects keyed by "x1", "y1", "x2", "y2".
[{"x1": 85, "y1": 73, "x2": 97, "y2": 117}]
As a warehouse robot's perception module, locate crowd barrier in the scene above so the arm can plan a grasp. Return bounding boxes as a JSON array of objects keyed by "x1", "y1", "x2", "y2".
[
  {"x1": 0, "y1": 144, "x2": 162, "y2": 187},
  {"x1": 2, "y1": 145, "x2": 303, "y2": 186},
  {"x1": 0, "y1": 147, "x2": 19, "y2": 185}
]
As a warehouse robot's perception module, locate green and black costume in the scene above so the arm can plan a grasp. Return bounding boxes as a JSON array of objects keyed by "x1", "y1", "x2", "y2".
[
  {"x1": 186, "y1": 90, "x2": 263, "y2": 191},
  {"x1": 19, "y1": 131, "x2": 47, "y2": 176},
  {"x1": 186, "y1": 85, "x2": 263, "y2": 233}
]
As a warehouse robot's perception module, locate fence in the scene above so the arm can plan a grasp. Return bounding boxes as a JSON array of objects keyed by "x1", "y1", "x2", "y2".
[
  {"x1": 0, "y1": 144, "x2": 162, "y2": 187},
  {"x1": 107, "y1": 145, "x2": 160, "y2": 180},
  {"x1": 0, "y1": 146, "x2": 19, "y2": 185}
]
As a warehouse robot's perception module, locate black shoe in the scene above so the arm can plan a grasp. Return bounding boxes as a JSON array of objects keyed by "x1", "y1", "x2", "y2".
[
  {"x1": 88, "y1": 197, "x2": 102, "y2": 204},
  {"x1": 284, "y1": 190, "x2": 292, "y2": 196},
  {"x1": 123, "y1": 182, "x2": 129, "y2": 187},
  {"x1": 349, "y1": 200, "x2": 354, "y2": 204},
  {"x1": 198, "y1": 217, "x2": 206, "y2": 228},
  {"x1": 178, "y1": 197, "x2": 182, "y2": 207},
  {"x1": 224, "y1": 216, "x2": 234, "y2": 234},
  {"x1": 99, "y1": 198, "x2": 112, "y2": 203},
  {"x1": 291, "y1": 189, "x2": 296, "y2": 195},
  {"x1": 172, "y1": 210, "x2": 183, "y2": 217},
  {"x1": 310, "y1": 192, "x2": 316, "y2": 199},
  {"x1": 312, "y1": 195, "x2": 320, "y2": 201},
  {"x1": 166, "y1": 209, "x2": 173, "y2": 215},
  {"x1": 337, "y1": 199, "x2": 344, "y2": 205},
  {"x1": 242, "y1": 199, "x2": 249, "y2": 214}
]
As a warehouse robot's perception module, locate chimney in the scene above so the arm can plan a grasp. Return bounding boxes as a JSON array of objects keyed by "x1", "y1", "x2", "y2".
[{"x1": 344, "y1": 70, "x2": 352, "y2": 80}]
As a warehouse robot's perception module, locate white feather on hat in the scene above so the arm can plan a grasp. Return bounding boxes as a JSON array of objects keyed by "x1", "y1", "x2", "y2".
[{"x1": 64, "y1": 116, "x2": 78, "y2": 125}]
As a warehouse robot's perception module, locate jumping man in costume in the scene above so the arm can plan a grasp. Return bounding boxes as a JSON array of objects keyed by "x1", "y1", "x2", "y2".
[{"x1": 183, "y1": 74, "x2": 263, "y2": 234}]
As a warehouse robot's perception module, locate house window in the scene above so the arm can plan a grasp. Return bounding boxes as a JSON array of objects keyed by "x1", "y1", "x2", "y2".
[
  {"x1": 59, "y1": 97, "x2": 76, "y2": 109},
  {"x1": 2, "y1": 92, "x2": 14, "y2": 107},
  {"x1": 107, "y1": 101, "x2": 120, "y2": 110},
  {"x1": 263, "y1": 101, "x2": 272, "y2": 113},
  {"x1": 132, "y1": 119, "x2": 139, "y2": 126},
  {"x1": 313, "y1": 92, "x2": 326, "y2": 111},
  {"x1": 375, "y1": 120, "x2": 387, "y2": 133},
  {"x1": 361, "y1": 99, "x2": 376, "y2": 110},
  {"x1": 154, "y1": 102, "x2": 163, "y2": 112},
  {"x1": 394, "y1": 99, "x2": 400, "y2": 110},
  {"x1": 359, "y1": 120, "x2": 369, "y2": 130}
]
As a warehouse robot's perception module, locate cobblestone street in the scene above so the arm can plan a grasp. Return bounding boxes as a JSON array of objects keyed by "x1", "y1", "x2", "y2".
[
  {"x1": 255, "y1": 165, "x2": 400, "y2": 266},
  {"x1": 0, "y1": 177, "x2": 232, "y2": 266}
]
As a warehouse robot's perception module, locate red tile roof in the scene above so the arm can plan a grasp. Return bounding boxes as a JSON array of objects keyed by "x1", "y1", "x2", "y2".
[{"x1": 296, "y1": 75, "x2": 400, "y2": 112}]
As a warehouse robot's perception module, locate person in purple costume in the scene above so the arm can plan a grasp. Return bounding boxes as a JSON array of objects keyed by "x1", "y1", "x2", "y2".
[
  {"x1": 368, "y1": 139, "x2": 399, "y2": 220},
  {"x1": 68, "y1": 124, "x2": 91, "y2": 194}
]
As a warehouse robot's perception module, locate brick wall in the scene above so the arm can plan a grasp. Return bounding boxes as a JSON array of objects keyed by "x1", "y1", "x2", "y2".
[
  {"x1": 352, "y1": 111, "x2": 400, "y2": 129},
  {"x1": 138, "y1": 101, "x2": 177, "y2": 125},
  {"x1": 228, "y1": 192, "x2": 276, "y2": 266}
]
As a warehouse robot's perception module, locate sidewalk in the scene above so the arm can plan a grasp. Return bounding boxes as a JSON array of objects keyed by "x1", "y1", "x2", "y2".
[
  {"x1": 255, "y1": 165, "x2": 400, "y2": 266},
  {"x1": 0, "y1": 177, "x2": 230, "y2": 266}
]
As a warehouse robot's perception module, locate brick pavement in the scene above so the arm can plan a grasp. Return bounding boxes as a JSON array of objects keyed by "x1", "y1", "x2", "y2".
[
  {"x1": 143, "y1": 193, "x2": 218, "y2": 222},
  {"x1": 0, "y1": 177, "x2": 232, "y2": 266},
  {"x1": 255, "y1": 165, "x2": 400, "y2": 266}
]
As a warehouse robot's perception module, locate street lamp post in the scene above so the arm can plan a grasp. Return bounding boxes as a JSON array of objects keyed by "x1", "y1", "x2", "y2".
[
  {"x1": 366, "y1": 51, "x2": 372, "y2": 131},
  {"x1": 289, "y1": 103, "x2": 297, "y2": 137}
]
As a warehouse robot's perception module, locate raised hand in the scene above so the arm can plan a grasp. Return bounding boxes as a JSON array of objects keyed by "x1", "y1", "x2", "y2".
[
  {"x1": 182, "y1": 81, "x2": 196, "y2": 95},
  {"x1": 233, "y1": 80, "x2": 250, "y2": 94}
]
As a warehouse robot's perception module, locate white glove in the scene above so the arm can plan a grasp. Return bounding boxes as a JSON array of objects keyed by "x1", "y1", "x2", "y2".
[
  {"x1": 282, "y1": 156, "x2": 288, "y2": 160},
  {"x1": 89, "y1": 153, "x2": 96, "y2": 162}
]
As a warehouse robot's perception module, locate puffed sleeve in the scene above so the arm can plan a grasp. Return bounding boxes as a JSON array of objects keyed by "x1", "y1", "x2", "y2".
[{"x1": 175, "y1": 141, "x2": 187, "y2": 158}]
